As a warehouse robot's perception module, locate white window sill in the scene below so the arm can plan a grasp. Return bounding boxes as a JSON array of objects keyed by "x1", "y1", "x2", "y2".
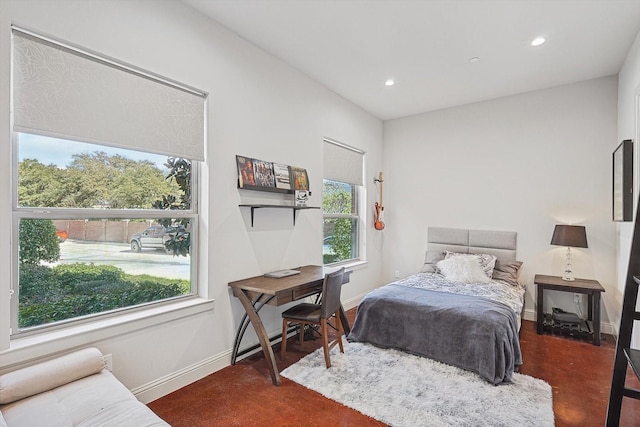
[
  {"x1": 0, "y1": 297, "x2": 214, "y2": 369},
  {"x1": 325, "y1": 259, "x2": 367, "y2": 271}
]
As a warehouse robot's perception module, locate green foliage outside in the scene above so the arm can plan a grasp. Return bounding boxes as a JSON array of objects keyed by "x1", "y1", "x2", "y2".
[
  {"x1": 323, "y1": 180, "x2": 352, "y2": 214},
  {"x1": 323, "y1": 218, "x2": 354, "y2": 264},
  {"x1": 19, "y1": 151, "x2": 192, "y2": 256},
  {"x1": 18, "y1": 159, "x2": 67, "y2": 208},
  {"x1": 18, "y1": 219, "x2": 60, "y2": 265},
  {"x1": 19, "y1": 151, "x2": 180, "y2": 209},
  {"x1": 153, "y1": 157, "x2": 192, "y2": 256},
  {"x1": 323, "y1": 180, "x2": 355, "y2": 264},
  {"x1": 19, "y1": 263, "x2": 189, "y2": 328},
  {"x1": 152, "y1": 157, "x2": 191, "y2": 211},
  {"x1": 17, "y1": 151, "x2": 192, "y2": 328}
]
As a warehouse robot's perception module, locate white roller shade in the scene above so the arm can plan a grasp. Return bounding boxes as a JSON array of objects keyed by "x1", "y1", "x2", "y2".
[
  {"x1": 12, "y1": 29, "x2": 206, "y2": 161},
  {"x1": 323, "y1": 139, "x2": 364, "y2": 186}
]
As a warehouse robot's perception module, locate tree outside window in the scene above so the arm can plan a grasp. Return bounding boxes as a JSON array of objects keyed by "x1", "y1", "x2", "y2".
[
  {"x1": 323, "y1": 179, "x2": 359, "y2": 264},
  {"x1": 14, "y1": 134, "x2": 196, "y2": 332}
]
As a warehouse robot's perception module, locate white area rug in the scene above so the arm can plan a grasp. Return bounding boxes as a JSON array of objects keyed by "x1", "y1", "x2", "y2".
[{"x1": 281, "y1": 340, "x2": 554, "y2": 427}]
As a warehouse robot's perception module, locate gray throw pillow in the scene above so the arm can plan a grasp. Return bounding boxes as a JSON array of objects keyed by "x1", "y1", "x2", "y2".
[
  {"x1": 492, "y1": 260, "x2": 523, "y2": 286},
  {"x1": 420, "y1": 250, "x2": 446, "y2": 273}
]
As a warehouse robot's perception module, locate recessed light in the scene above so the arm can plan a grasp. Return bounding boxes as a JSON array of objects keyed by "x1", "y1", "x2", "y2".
[
  {"x1": 531, "y1": 37, "x2": 546, "y2": 47},
  {"x1": 385, "y1": 79, "x2": 395, "y2": 86},
  {"x1": 469, "y1": 56, "x2": 480, "y2": 63}
]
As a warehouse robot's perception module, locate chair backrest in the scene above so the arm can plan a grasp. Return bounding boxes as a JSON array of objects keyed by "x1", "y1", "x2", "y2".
[{"x1": 321, "y1": 267, "x2": 345, "y2": 319}]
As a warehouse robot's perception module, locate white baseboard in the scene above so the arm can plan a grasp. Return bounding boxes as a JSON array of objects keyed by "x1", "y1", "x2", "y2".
[
  {"x1": 132, "y1": 292, "x2": 369, "y2": 403},
  {"x1": 521, "y1": 308, "x2": 536, "y2": 326},
  {"x1": 342, "y1": 292, "x2": 366, "y2": 311},
  {"x1": 132, "y1": 349, "x2": 232, "y2": 404}
]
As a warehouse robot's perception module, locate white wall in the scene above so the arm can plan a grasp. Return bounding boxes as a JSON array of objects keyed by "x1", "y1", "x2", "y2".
[
  {"x1": 383, "y1": 77, "x2": 618, "y2": 329},
  {"x1": 0, "y1": 0, "x2": 384, "y2": 400},
  {"x1": 0, "y1": 0, "x2": 631, "y2": 403},
  {"x1": 616, "y1": 29, "x2": 640, "y2": 348}
]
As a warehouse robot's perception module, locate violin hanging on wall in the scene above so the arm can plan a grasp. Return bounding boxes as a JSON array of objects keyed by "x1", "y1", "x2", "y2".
[{"x1": 374, "y1": 172, "x2": 385, "y2": 230}]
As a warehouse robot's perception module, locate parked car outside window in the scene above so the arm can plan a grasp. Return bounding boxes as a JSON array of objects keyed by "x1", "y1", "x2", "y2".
[{"x1": 130, "y1": 225, "x2": 185, "y2": 252}]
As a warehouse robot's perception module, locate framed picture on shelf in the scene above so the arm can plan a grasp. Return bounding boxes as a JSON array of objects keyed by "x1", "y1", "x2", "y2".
[
  {"x1": 613, "y1": 139, "x2": 633, "y2": 222},
  {"x1": 273, "y1": 163, "x2": 291, "y2": 190},
  {"x1": 236, "y1": 155, "x2": 256, "y2": 188},
  {"x1": 252, "y1": 158, "x2": 276, "y2": 188},
  {"x1": 295, "y1": 190, "x2": 309, "y2": 206},
  {"x1": 290, "y1": 166, "x2": 309, "y2": 191}
]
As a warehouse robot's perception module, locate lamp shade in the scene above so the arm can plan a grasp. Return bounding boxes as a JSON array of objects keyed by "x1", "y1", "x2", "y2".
[{"x1": 550, "y1": 225, "x2": 588, "y2": 248}]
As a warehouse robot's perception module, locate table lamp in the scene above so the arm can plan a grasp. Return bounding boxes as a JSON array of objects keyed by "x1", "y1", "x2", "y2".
[{"x1": 550, "y1": 224, "x2": 588, "y2": 281}]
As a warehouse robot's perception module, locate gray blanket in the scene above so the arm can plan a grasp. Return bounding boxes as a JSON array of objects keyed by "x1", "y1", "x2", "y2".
[{"x1": 347, "y1": 284, "x2": 522, "y2": 384}]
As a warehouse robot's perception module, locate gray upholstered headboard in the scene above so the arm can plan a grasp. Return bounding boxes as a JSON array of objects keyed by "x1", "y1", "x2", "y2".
[{"x1": 427, "y1": 227, "x2": 517, "y2": 264}]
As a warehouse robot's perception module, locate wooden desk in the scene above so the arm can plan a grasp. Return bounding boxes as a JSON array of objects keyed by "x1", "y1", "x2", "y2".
[
  {"x1": 534, "y1": 274, "x2": 605, "y2": 346},
  {"x1": 228, "y1": 265, "x2": 351, "y2": 385}
]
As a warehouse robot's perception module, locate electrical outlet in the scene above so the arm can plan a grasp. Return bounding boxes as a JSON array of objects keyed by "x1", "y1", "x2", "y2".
[
  {"x1": 395, "y1": 270, "x2": 401, "y2": 278},
  {"x1": 103, "y1": 353, "x2": 113, "y2": 372}
]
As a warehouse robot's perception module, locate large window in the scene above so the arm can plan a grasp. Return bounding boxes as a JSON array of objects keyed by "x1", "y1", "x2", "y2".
[
  {"x1": 11, "y1": 28, "x2": 205, "y2": 334},
  {"x1": 13, "y1": 134, "x2": 197, "y2": 332},
  {"x1": 323, "y1": 139, "x2": 364, "y2": 265}
]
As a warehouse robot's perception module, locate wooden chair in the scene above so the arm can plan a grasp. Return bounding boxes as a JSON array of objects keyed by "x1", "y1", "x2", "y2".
[{"x1": 281, "y1": 267, "x2": 345, "y2": 368}]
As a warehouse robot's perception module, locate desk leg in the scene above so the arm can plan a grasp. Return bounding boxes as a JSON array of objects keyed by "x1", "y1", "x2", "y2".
[
  {"x1": 231, "y1": 295, "x2": 275, "y2": 365},
  {"x1": 231, "y1": 313, "x2": 251, "y2": 365},
  {"x1": 536, "y1": 284, "x2": 544, "y2": 334},
  {"x1": 593, "y1": 292, "x2": 601, "y2": 346},
  {"x1": 234, "y1": 289, "x2": 281, "y2": 385}
]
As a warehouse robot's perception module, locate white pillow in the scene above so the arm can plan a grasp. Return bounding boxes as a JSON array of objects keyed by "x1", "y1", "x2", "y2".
[
  {"x1": 437, "y1": 256, "x2": 491, "y2": 284},
  {"x1": 444, "y1": 251, "x2": 497, "y2": 279},
  {"x1": 0, "y1": 347, "x2": 104, "y2": 404}
]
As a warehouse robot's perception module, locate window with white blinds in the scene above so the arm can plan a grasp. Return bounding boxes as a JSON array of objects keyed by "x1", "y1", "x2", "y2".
[
  {"x1": 323, "y1": 138, "x2": 364, "y2": 186},
  {"x1": 10, "y1": 27, "x2": 205, "y2": 334},
  {"x1": 12, "y1": 28, "x2": 206, "y2": 160},
  {"x1": 322, "y1": 138, "x2": 365, "y2": 265}
]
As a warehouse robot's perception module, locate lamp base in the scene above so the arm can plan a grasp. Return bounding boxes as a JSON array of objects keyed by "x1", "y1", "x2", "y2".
[{"x1": 562, "y1": 247, "x2": 575, "y2": 281}]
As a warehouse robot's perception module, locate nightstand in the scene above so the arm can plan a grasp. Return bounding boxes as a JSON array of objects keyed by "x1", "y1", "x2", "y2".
[{"x1": 534, "y1": 274, "x2": 605, "y2": 346}]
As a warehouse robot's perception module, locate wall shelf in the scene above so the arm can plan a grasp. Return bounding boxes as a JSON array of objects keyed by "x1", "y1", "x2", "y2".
[
  {"x1": 237, "y1": 182, "x2": 294, "y2": 194},
  {"x1": 239, "y1": 204, "x2": 320, "y2": 227}
]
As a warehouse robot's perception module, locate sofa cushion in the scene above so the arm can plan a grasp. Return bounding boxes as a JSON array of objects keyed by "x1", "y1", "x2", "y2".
[
  {"x1": 0, "y1": 370, "x2": 168, "y2": 427},
  {"x1": 0, "y1": 348, "x2": 105, "y2": 405},
  {"x1": 76, "y1": 399, "x2": 169, "y2": 427}
]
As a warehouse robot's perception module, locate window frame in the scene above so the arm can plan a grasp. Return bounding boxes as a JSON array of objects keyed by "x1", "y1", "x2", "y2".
[
  {"x1": 322, "y1": 138, "x2": 366, "y2": 267},
  {"x1": 9, "y1": 26, "x2": 208, "y2": 339},
  {"x1": 10, "y1": 132, "x2": 200, "y2": 336},
  {"x1": 322, "y1": 179, "x2": 366, "y2": 266}
]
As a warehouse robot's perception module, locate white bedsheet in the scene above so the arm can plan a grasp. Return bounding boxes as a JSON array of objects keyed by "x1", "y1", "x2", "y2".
[{"x1": 392, "y1": 272, "x2": 525, "y2": 316}]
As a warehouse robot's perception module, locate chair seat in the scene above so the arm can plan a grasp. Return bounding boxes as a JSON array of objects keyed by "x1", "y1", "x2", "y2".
[
  {"x1": 282, "y1": 303, "x2": 321, "y2": 322},
  {"x1": 281, "y1": 267, "x2": 346, "y2": 368}
]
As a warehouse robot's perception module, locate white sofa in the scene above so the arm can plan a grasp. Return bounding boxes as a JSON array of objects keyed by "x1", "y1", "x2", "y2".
[{"x1": 0, "y1": 347, "x2": 169, "y2": 427}]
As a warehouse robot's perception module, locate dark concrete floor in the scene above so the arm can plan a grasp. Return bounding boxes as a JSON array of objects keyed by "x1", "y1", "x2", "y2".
[{"x1": 149, "y1": 309, "x2": 640, "y2": 427}]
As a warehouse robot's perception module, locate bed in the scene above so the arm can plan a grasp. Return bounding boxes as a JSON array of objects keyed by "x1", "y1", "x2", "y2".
[{"x1": 347, "y1": 227, "x2": 525, "y2": 385}]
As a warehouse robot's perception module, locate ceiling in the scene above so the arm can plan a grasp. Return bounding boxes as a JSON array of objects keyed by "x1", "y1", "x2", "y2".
[{"x1": 183, "y1": 0, "x2": 640, "y2": 121}]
